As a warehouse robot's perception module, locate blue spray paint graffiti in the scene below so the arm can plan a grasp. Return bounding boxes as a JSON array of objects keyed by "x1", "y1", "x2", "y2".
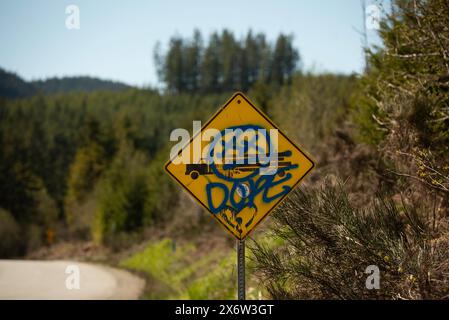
[{"x1": 202, "y1": 125, "x2": 299, "y2": 234}]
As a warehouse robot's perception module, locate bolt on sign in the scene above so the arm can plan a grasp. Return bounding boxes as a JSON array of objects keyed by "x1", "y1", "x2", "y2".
[{"x1": 165, "y1": 92, "x2": 315, "y2": 240}]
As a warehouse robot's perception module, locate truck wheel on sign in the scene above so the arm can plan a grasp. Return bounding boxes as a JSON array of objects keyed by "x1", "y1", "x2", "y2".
[{"x1": 190, "y1": 171, "x2": 199, "y2": 180}]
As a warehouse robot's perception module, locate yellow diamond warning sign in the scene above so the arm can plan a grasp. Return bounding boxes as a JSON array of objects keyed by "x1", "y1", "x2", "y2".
[{"x1": 165, "y1": 92, "x2": 315, "y2": 240}]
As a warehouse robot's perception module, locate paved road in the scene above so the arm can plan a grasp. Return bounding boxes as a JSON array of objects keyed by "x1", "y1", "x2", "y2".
[{"x1": 0, "y1": 260, "x2": 145, "y2": 300}]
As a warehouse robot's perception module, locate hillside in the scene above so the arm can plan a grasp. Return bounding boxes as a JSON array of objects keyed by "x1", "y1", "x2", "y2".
[
  {"x1": 32, "y1": 76, "x2": 132, "y2": 95},
  {"x1": 0, "y1": 68, "x2": 37, "y2": 99},
  {"x1": 0, "y1": 67, "x2": 132, "y2": 99}
]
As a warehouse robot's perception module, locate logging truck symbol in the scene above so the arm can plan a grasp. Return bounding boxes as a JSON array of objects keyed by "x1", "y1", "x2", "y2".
[{"x1": 185, "y1": 151, "x2": 293, "y2": 180}]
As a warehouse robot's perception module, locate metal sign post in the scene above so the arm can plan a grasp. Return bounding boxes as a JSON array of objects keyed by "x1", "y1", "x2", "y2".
[{"x1": 237, "y1": 240, "x2": 245, "y2": 300}]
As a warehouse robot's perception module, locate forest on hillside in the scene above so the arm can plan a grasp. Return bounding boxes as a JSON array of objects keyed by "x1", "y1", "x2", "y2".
[
  {"x1": 0, "y1": 0, "x2": 448, "y2": 300},
  {"x1": 0, "y1": 68, "x2": 131, "y2": 99}
]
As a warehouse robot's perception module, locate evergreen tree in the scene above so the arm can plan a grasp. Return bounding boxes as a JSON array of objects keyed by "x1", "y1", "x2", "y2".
[
  {"x1": 165, "y1": 36, "x2": 185, "y2": 93},
  {"x1": 201, "y1": 32, "x2": 222, "y2": 92},
  {"x1": 220, "y1": 29, "x2": 240, "y2": 91},
  {"x1": 271, "y1": 34, "x2": 299, "y2": 85},
  {"x1": 184, "y1": 30, "x2": 203, "y2": 92}
]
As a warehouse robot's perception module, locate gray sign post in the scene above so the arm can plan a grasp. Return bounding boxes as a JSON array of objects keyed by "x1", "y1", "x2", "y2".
[{"x1": 237, "y1": 240, "x2": 245, "y2": 300}]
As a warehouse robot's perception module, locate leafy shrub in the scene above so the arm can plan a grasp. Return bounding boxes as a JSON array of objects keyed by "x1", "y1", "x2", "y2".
[
  {"x1": 186, "y1": 255, "x2": 236, "y2": 300},
  {"x1": 26, "y1": 224, "x2": 44, "y2": 253},
  {"x1": 145, "y1": 147, "x2": 179, "y2": 225},
  {"x1": 352, "y1": 0, "x2": 449, "y2": 194},
  {"x1": 251, "y1": 180, "x2": 449, "y2": 299},
  {"x1": 0, "y1": 208, "x2": 21, "y2": 257},
  {"x1": 121, "y1": 238, "x2": 236, "y2": 299},
  {"x1": 93, "y1": 148, "x2": 151, "y2": 244}
]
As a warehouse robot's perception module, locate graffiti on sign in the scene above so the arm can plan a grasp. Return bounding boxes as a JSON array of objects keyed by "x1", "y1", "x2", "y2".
[{"x1": 165, "y1": 93, "x2": 315, "y2": 239}]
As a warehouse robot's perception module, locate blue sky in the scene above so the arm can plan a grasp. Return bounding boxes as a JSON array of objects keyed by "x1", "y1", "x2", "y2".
[{"x1": 0, "y1": 0, "x2": 388, "y2": 87}]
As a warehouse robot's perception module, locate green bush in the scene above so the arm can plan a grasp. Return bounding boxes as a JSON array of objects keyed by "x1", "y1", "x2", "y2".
[
  {"x1": 26, "y1": 224, "x2": 43, "y2": 253},
  {"x1": 121, "y1": 239, "x2": 236, "y2": 300},
  {"x1": 0, "y1": 208, "x2": 21, "y2": 257},
  {"x1": 351, "y1": 0, "x2": 449, "y2": 193},
  {"x1": 93, "y1": 148, "x2": 151, "y2": 244},
  {"x1": 185, "y1": 255, "x2": 236, "y2": 300},
  {"x1": 251, "y1": 180, "x2": 449, "y2": 299},
  {"x1": 144, "y1": 147, "x2": 179, "y2": 225}
]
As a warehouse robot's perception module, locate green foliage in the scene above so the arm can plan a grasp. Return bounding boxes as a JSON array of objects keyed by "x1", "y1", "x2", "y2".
[
  {"x1": 250, "y1": 1, "x2": 449, "y2": 300},
  {"x1": 155, "y1": 29, "x2": 299, "y2": 93},
  {"x1": 0, "y1": 67, "x2": 131, "y2": 99},
  {"x1": 64, "y1": 144, "x2": 106, "y2": 238},
  {"x1": 145, "y1": 148, "x2": 179, "y2": 224},
  {"x1": 0, "y1": 71, "x2": 358, "y2": 255},
  {"x1": 0, "y1": 68, "x2": 37, "y2": 99},
  {"x1": 252, "y1": 180, "x2": 449, "y2": 299},
  {"x1": 185, "y1": 255, "x2": 236, "y2": 300},
  {"x1": 270, "y1": 34, "x2": 299, "y2": 86},
  {"x1": 121, "y1": 239, "x2": 194, "y2": 292},
  {"x1": 66, "y1": 144, "x2": 106, "y2": 203},
  {"x1": 0, "y1": 86, "x2": 229, "y2": 252},
  {"x1": 32, "y1": 76, "x2": 131, "y2": 95},
  {"x1": 352, "y1": 0, "x2": 449, "y2": 193},
  {"x1": 269, "y1": 73, "x2": 357, "y2": 150},
  {"x1": 0, "y1": 208, "x2": 21, "y2": 258},
  {"x1": 93, "y1": 149, "x2": 152, "y2": 244},
  {"x1": 64, "y1": 115, "x2": 116, "y2": 237},
  {"x1": 33, "y1": 185, "x2": 58, "y2": 228},
  {"x1": 350, "y1": 80, "x2": 387, "y2": 145},
  {"x1": 121, "y1": 239, "x2": 236, "y2": 300}
]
